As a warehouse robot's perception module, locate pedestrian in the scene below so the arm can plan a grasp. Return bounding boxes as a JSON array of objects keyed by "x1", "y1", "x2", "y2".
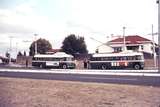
[
  {"x1": 26, "y1": 59, "x2": 28, "y2": 67},
  {"x1": 83, "y1": 59, "x2": 87, "y2": 69},
  {"x1": 87, "y1": 60, "x2": 90, "y2": 69}
]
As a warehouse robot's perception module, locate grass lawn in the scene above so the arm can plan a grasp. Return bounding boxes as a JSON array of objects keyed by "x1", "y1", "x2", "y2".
[{"x1": 0, "y1": 77, "x2": 160, "y2": 107}]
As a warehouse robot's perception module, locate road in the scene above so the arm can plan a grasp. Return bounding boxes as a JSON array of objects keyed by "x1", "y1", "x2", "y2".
[{"x1": 0, "y1": 69, "x2": 160, "y2": 86}]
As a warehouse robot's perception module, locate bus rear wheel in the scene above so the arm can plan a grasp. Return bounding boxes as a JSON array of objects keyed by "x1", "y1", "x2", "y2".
[
  {"x1": 101, "y1": 65, "x2": 107, "y2": 70},
  {"x1": 134, "y1": 64, "x2": 140, "y2": 70}
]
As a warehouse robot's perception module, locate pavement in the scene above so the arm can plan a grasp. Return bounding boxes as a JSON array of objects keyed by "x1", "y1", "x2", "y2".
[
  {"x1": 0, "y1": 69, "x2": 160, "y2": 86},
  {"x1": 0, "y1": 63, "x2": 160, "y2": 77}
]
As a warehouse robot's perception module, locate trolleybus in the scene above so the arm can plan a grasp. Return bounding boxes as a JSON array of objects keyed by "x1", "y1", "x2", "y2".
[
  {"x1": 89, "y1": 51, "x2": 144, "y2": 70},
  {"x1": 32, "y1": 52, "x2": 76, "y2": 69}
]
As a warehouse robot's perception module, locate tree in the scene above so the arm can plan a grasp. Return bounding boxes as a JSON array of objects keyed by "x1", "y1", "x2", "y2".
[
  {"x1": 61, "y1": 34, "x2": 88, "y2": 56},
  {"x1": 29, "y1": 38, "x2": 52, "y2": 56},
  {"x1": 24, "y1": 51, "x2": 26, "y2": 56},
  {"x1": 17, "y1": 51, "x2": 23, "y2": 57}
]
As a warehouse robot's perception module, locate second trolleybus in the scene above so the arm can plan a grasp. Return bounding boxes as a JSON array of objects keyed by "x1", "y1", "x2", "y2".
[{"x1": 89, "y1": 51, "x2": 144, "y2": 70}]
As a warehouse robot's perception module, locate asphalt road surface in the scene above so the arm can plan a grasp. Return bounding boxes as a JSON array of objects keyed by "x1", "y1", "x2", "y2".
[{"x1": 0, "y1": 70, "x2": 160, "y2": 86}]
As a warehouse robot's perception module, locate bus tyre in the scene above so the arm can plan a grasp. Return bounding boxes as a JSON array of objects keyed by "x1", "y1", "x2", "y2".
[
  {"x1": 62, "y1": 64, "x2": 67, "y2": 69},
  {"x1": 134, "y1": 64, "x2": 140, "y2": 70},
  {"x1": 39, "y1": 64, "x2": 43, "y2": 68},
  {"x1": 101, "y1": 65, "x2": 107, "y2": 70}
]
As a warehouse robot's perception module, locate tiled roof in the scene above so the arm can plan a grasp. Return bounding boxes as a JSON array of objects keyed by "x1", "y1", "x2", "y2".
[{"x1": 108, "y1": 35, "x2": 151, "y2": 44}]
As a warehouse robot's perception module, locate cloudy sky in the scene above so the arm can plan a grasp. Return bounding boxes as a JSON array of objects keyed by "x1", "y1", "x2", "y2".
[{"x1": 0, "y1": 0, "x2": 158, "y2": 57}]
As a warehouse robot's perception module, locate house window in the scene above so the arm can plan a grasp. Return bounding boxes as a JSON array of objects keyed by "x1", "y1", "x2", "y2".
[
  {"x1": 114, "y1": 47, "x2": 122, "y2": 52},
  {"x1": 151, "y1": 46, "x2": 153, "y2": 51},
  {"x1": 141, "y1": 45, "x2": 143, "y2": 50}
]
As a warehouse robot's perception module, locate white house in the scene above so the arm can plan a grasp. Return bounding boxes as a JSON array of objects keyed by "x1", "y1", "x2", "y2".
[
  {"x1": 96, "y1": 44, "x2": 114, "y2": 53},
  {"x1": 97, "y1": 35, "x2": 157, "y2": 55}
]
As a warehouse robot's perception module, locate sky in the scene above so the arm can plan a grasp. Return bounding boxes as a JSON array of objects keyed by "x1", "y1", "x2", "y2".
[{"x1": 0, "y1": 0, "x2": 158, "y2": 58}]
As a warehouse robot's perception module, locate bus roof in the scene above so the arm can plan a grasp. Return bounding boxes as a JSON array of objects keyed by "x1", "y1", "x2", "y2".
[
  {"x1": 92, "y1": 52, "x2": 143, "y2": 57},
  {"x1": 34, "y1": 52, "x2": 73, "y2": 58}
]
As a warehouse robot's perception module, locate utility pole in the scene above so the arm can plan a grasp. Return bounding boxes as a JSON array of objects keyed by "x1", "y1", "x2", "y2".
[
  {"x1": 157, "y1": 0, "x2": 160, "y2": 72},
  {"x1": 34, "y1": 34, "x2": 38, "y2": 55},
  {"x1": 151, "y1": 24, "x2": 157, "y2": 68},
  {"x1": 9, "y1": 36, "x2": 14, "y2": 63},
  {"x1": 123, "y1": 27, "x2": 127, "y2": 52},
  {"x1": 23, "y1": 40, "x2": 32, "y2": 56},
  {"x1": 16, "y1": 42, "x2": 18, "y2": 55}
]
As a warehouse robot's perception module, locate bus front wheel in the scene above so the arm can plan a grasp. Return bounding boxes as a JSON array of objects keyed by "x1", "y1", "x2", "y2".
[
  {"x1": 134, "y1": 64, "x2": 140, "y2": 70},
  {"x1": 39, "y1": 64, "x2": 43, "y2": 68},
  {"x1": 62, "y1": 64, "x2": 67, "y2": 69}
]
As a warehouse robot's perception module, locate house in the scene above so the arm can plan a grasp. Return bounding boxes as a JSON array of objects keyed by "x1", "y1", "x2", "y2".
[{"x1": 97, "y1": 35, "x2": 158, "y2": 55}]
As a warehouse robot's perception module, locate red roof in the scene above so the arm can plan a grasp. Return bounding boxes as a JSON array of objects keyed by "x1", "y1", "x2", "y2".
[{"x1": 108, "y1": 35, "x2": 151, "y2": 44}]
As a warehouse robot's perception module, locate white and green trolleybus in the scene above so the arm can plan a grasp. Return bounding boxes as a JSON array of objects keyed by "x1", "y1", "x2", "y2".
[
  {"x1": 89, "y1": 51, "x2": 145, "y2": 70},
  {"x1": 32, "y1": 52, "x2": 76, "y2": 69}
]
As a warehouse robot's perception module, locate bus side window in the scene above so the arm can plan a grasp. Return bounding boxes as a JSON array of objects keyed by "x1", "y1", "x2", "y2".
[
  {"x1": 55, "y1": 58, "x2": 60, "y2": 61},
  {"x1": 92, "y1": 57, "x2": 95, "y2": 61},
  {"x1": 117, "y1": 57, "x2": 121, "y2": 60},
  {"x1": 126, "y1": 56, "x2": 130, "y2": 60},
  {"x1": 123, "y1": 56, "x2": 127, "y2": 60},
  {"x1": 130, "y1": 56, "x2": 134, "y2": 60},
  {"x1": 101, "y1": 57, "x2": 104, "y2": 61},
  {"x1": 96, "y1": 57, "x2": 99, "y2": 61},
  {"x1": 132, "y1": 56, "x2": 136, "y2": 60},
  {"x1": 95, "y1": 57, "x2": 98, "y2": 61},
  {"x1": 51, "y1": 58, "x2": 54, "y2": 61},
  {"x1": 108, "y1": 57, "x2": 112, "y2": 61},
  {"x1": 104, "y1": 57, "x2": 108, "y2": 61},
  {"x1": 135, "y1": 55, "x2": 141, "y2": 60},
  {"x1": 46, "y1": 58, "x2": 50, "y2": 61},
  {"x1": 135, "y1": 56, "x2": 138, "y2": 60},
  {"x1": 118, "y1": 57, "x2": 122, "y2": 60}
]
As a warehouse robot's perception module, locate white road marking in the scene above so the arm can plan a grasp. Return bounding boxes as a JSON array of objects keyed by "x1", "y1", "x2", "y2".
[{"x1": 79, "y1": 76, "x2": 138, "y2": 81}]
